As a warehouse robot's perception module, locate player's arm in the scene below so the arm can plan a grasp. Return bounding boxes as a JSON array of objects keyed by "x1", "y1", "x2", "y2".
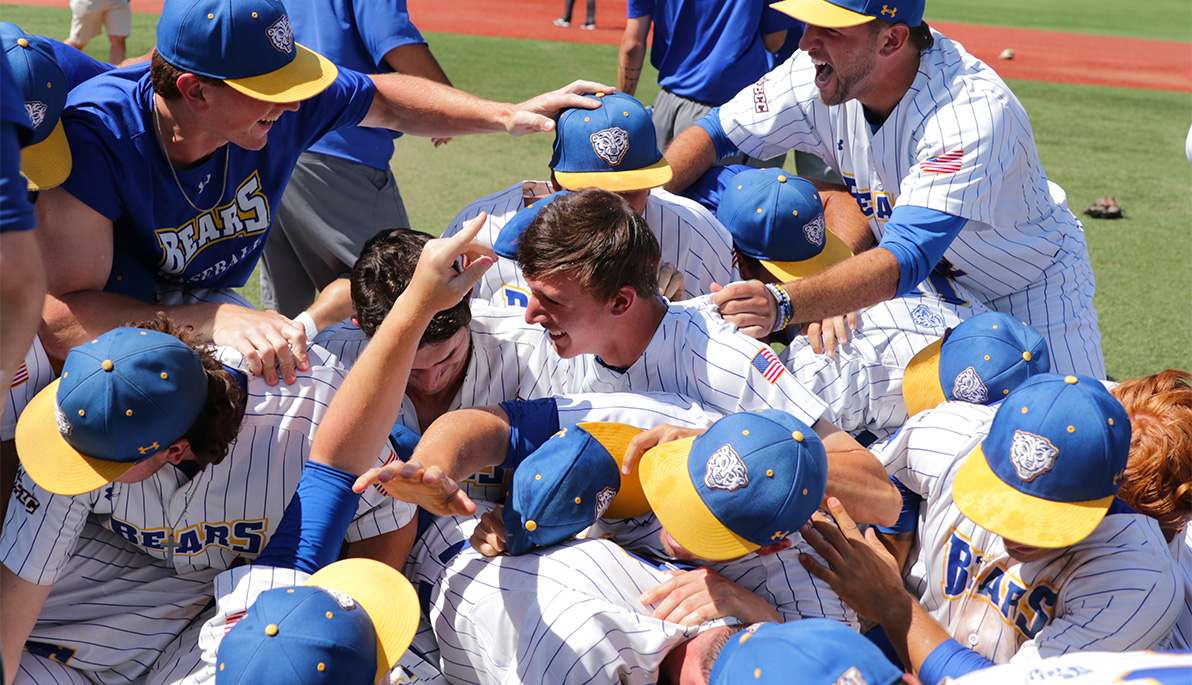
[
  {"x1": 662, "y1": 123, "x2": 720, "y2": 194},
  {"x1": 814, "y1": 419, "x2": 900, "y2": 527},
  {"x1": 618, "y1": 16, "x2": 651, "y2": 96},
  {"x1": 0, "y1": 230, "x2": 44, "y2": 418},
  {"x1": 0, "y1": 563, "x2": 53, "y2": 685},
  {"x1": 35, "y1": 187, "x2": 312, "y2": 385}
]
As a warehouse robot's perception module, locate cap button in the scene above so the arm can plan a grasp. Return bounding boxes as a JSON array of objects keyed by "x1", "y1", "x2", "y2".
[
  {"x1": 776, "y1": 175, "x2": 787, "y2": 183},
  {"x1": 101, "y1": 359, "x2": 115, "y2": 371},
  {"x1": 574, "y1": 497, "x2": 582, "y2": 504},
  {"x1": 596, "y1": 92, "x2": 605, "y2": 97},
  {"x1": 1023, "y1": 351, "x2": 1032, "y2": 361},
  {"x1": 17, "y1": 38, "x2": 28, "y2": 47},
  {"x1": 792, "y1": 431, "x2": 804, "y2": 442},
  {"x1": 525, "y1": 520, "x2": 537, "y2": 531},
  {"x1": 1064, "y1": 375, "x2": 1078, "y2": 384},
  {"x1": 264, "y1": 624, "x2": 279, "y2": 636}
]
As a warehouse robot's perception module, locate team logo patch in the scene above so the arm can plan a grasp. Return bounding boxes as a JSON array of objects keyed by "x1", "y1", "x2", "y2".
[
  {"x1": 802, "y1": 212, "x2": 826, "y2": 248},
  {"x1": 24, "y1": 101, "x2": 47, "y2": 130},
  {"x1": 704, "y1": 444, "x2": 749, "y2": 492},
  {"x1": 266, "y1": 15, "x2": 295, "y2": 55},
  {"x1": 1024, "y1": 665, "x2": 1092, "y2": 683},
  {"x1": 750, "y1": 347, "x2": 785, "y2": 384},
  {"x1": 835, "y1": 666, "x2": 869, "y2": 685},
  {"x1": 594, "y1": 486, "x2": 616, "y2": 518},
  {"x1": 952, "y1": 367, "x2": 989, "y2": 404},
  {"x1": 752, "y1": 76, "x2": 769, "y2": 113},
  {"x1": 590, "y1": 127, "x2": 630, "y2": 166},
  {"x1": 910, "y1": 304, "x2": 945, "y2": 329},
  {"x1": 54, "y1": 400, "x2": 71, "y2": 436},
  {"x1": 1009, "y1": 430, "x2": 1058, "y2": 482},
  {"x1": 316, "y1": 586, "x2": 358, "y2": 610}
]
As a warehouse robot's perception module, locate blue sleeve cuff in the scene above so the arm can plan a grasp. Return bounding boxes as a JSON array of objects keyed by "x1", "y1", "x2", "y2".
[
  {"x1": 254, "y1": 461, "x2": 362, "y2": 574},
  {"x1": 498, "y1": 398, "x2": 561, "y2": 470},
  {"x1": 876, "y1": 206, "x2": 968, "y2": 298},
  {"x1": 918, "y1": 639, "x2": 996, "y2": 685},
  {"x1": 694, "y1": 108, "x2": 741, "y2": 163},
  {"x1": 874, "y1": 476, "x2": 922, "y2": 535},
  {"x1": 680, "y1": 163, "x2": 753, "y2": 213},
  {"x1": 390, "y1": 424, "x2": 421, "y2": 462}
]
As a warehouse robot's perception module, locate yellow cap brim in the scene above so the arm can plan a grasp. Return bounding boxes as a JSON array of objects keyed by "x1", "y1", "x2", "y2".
[
  {"x1": 954, "y1": 443, "x2": 1113, "y2": 548},
  {"x1": 21, "y1": 121, "x2": 72, "y2": 191},
  {"x1": 902, "y1": 338, "x2": 947, "y2": 417},
  {"x1": 576, "y1": 422, "x2": 650, "y2": 518},
  {"x1": 759, "y1": 229, "x2": 853, "y2": 282},
  {"x1": 224, "y1": 43, "x2": 338, "y2": 103},
  {"x1": 14, "y1": 379, "x2": 137, "y2": 496},
  {"x1": 638, "y1": 437, "x2": 758, "y2": 561},
  {"x1": 554, "y1": 157, "x2": 673, "y2": 193},
  {"x1": 771, "y1": 0, "x2": 877, "y2": 27},
  {"x1": 306, "y1": 558, "x2": 420, "y2": 684}
]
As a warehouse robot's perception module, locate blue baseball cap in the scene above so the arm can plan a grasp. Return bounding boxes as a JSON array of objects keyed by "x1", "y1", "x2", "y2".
[
  {"x1": 493, "y1": 190, "x2": 571, "y2": 260},
  {"x1": 0, "y1": 23, "x2": 71, "y2": 190},
  {"x1": 504, "y1": 422, "x2": 649, "y2": 555},
  {"x1": 955, "y1": 373, "x2": 1131, "y2": 548},
  {"x1": 710, "y1": 620, "x2": 903, "y2": 685},
  {"x1": 717, "y1": 167, "x2": 853, "y2": 282},
  {"x1": 217, "y1": 558, "x2": 420, "y2": 685},
  {"x1": 772, "y1": 0, "x2": 924, "y2": 27},
  {"x1": 903, "y1": 312, "x2": 1050, "y2": 417},
  {"x1": 638, "y1": 410, "x2": 828, "y2": 561},
  {"x1": 157, "y1": 0, "x2": 337, "y2": 103},
  {"x1": 15, "y1": 328, "x2": 209, "y2": 496},
  {"x1": 550, "y1": 91, "x2": 672, "y2": 192}
]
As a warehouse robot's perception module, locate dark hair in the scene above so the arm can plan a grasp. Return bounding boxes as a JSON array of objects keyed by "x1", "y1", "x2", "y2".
[
  {"x1": 869, "y1": 18, "x2": 935, "y2": 52},
  {"x1": 350, "y1": 228, "x2": 472, "y2": 345},
  {"x1": 130, "y1": 315, "x2": 245, "y2": 468},
  {"x1": 149, "y1": 51, "x2": 224, "y2": 100},
  {"x1": 516, "y1": 188, "x2": 660, "y2": 302}
]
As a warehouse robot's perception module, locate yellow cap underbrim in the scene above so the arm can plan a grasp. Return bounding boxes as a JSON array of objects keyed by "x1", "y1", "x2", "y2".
[
  {"x1": 576, "y1": 422, "x2": 650, "y2": 518},
  {"x1": 306, "y1": 558, "x2": 419, "y2": 684},
  {"x1": 554, "y1": 157, "x2": 673, "y2": 193},
  {"x1": 954, "y1": 443, "x2": 1113, "y2": 548},
  {"x1": 638, "y1": 437, "x2": 758, "y2": 561},
  {"x1": 224, "y1": 43, "x2": 338, "y2": 103},
  {"x1": 21, "y1": 121, "x2": 71, "y2": 191},
  {"x1": 759, "y1": 229, "x2": 853, "y2": 282},
  {"x1": 15, "y1": 379, "x2": 137, "y2": 496},
  {"x1": 771, "y1": 0, "x2": 877, "y2": 27},
  {"x1": 902, "y1": 338, "x2": 947, "y2": 417}
]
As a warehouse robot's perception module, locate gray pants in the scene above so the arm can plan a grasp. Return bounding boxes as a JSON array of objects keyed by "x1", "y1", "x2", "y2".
[{"x1": 261, "y1": 151, "x2": 410, "y2": 316}]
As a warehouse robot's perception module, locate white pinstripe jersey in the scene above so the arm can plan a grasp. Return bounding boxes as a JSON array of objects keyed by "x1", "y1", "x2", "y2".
[
  {"x1": 943, "y1": 650, "x2": 1192, "y2": 685},
  {"x1": 2, "y1": 337, "x2": 55, "y2": 441},
  {"x1": 1160, "y1": 527, "x2": 1192, "y2": 650},
  {"x1": 407, "y1": 503, "x2": 725, "y2": 685},
  {"x1": 878, "y1": 401, "x2": 1181, "y2": 663},
  {"x1": 779, "y1": 285, "x2": 989, "y2": 441},
  {"x1": 441, "y1": 180, "x2": 739, "y2": 305}
]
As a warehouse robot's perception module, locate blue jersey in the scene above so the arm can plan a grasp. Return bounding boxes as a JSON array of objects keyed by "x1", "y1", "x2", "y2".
[{"x1": 58, "y1": 64, "x2": 375, "y2": 290}]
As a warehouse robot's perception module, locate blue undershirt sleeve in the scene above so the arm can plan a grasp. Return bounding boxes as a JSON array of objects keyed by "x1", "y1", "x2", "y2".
[
  {"x1": 694, "y1": 108, "x2": 742, "y2": 163},
  {"x1": 918, "y1": 639, "x2": 996, "y2": 685},
  {"x1": 873, "y1": 476, "x2": 922, "y2": 535},
  {"x1": 498, "y1": 398, "x2": 562, "y2": 470},
  {"x1": 254, "y1": 461, "x2": 361, "y2": 574},
  {"x1": 876, "y1": 205, "x2": 968, "y2": 298}
]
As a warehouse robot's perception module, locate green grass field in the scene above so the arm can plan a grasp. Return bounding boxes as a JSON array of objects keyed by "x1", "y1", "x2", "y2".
[{"x1": 1, "y1": 4, "x2": 1188, "y2": 378}]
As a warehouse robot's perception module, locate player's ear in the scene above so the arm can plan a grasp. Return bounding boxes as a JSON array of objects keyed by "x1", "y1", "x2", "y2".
[
  {"x1": 608, "y1": 285, "x2": 637, "y2": 315},
  {"x1": 160, "y1": 439, "x2": 193, "y2": 465},
  {"x1": 879, "y1": 23, "x2": 910, "y2": 57},
  {"x1": 176, "y1": 74, "x2": 212, "y2": 113}
]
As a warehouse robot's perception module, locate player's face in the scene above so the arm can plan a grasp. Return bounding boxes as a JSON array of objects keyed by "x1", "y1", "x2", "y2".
[
  {"x1": 524, "y1": 274, "x2": 617, "y2": 359},
  {"x1": 1001, "y1": 538, "x2": 1058, "y2": 563},
  {"x1": 201, "y1": 86, "x2": 301, "y2": 151},
  {"x1": 408, "y1": 328, "x2": 471, "y2": 396},
  {"x1": 798, "y1": 23, "x2": 883, "y2": 106}
]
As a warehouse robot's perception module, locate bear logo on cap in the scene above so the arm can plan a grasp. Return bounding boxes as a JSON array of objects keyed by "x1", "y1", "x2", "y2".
[
  {"x1": 802, "y1": 213, "x2": 826, "y2": 248},
  {"x1": 316, "y1": 586, "x2": 357, "y2": 611},
  {"x1": 1009, "y1": 430, "x2": 1058, "y2": 482},
  {"x1": 595, "y1": 487, "x2": 616, "y2": 518},
  {"x1": 53, "y1": 401, "x2": 72, "y2": 437},
  {"x1": 704, "y1": 444, "x2": 749, "y2": 492},
  {"x1": 266, "y1": 15, "x2": 294, "y2": 55},
  {"x1": 952, "y1": 367, "x2": 989, "y2": 404},
  {"x1": 911, "y1": 305, "x2": 944, "y2": 329},
  {"x1": 24, "y1": 101, "x2": 47, "y2": 130},
  {"x1": 590, "y1": 128, "x2": 630, "y2": 166}
]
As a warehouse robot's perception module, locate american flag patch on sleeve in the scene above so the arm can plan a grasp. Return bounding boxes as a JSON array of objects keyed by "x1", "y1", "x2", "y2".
[
  {"x1": 919, "y1": 148, "x2": 964, "y2": 174},
  {"x1": 750, "y1": 347, "x2": 785, "y2": 383},
  {"x1": 10, "y1": 362, "x2": 27, "y2": 388}
]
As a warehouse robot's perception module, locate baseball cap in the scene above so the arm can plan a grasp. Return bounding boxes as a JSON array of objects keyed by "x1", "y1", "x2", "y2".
[
  {"x1": 0, "y1": 23, "x2": 71, "y2": 190},
  {"x1": 772, "y1": 0, "x2": 924, "y2": 28},
  {"x1": 717, "y1": 168, "x2": 853, "y2": 282},
  {"x1": 492, "y1": 190, "x2": 571, "y2": 260},
  {"x1": 15, "y1": 328, "x2": 209, "y2": 496},
  {"x1": 638, "y1": 410, "x2": 828, "y2": 561},
  {"x1": 216, "y1": 558, "x2": 420, "y2": 685},
  {"x1": 902, "y1": 312, "x2": 1050, "y2": 417},
  {"x1": 550, "y1": 91, "x2": 672, "y2": 192},
  {"x1": 504, "y1": 422, "x2": 649, "y2": 555},
  {"x1": 156, "y1": 0, "x2": 337, "y2": 103},
  {"x1": 709, "y1": 620, "x2": 903, "y2": 685},
  {"x1": 954, "y1": 373, "x2": 1131, "y2": 548}
]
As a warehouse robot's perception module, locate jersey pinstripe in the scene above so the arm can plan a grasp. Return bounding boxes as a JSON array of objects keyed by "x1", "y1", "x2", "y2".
[
  {"x1": 2, "y1": 337, "x2": 55, "y2": 441},
  {"x1": 441, "y1": 181, "x2": 739, "y2": 305},
  {"x1": 716, "y1": 30, "x2": 1104, "y2": 377},
  {"x1": 779, "y1": 284, "x2": 989, "y2": 441},
  {"x1": 1160, "y1": 527, "x2": 1192, "y2": 650},
  {"x1": 943, "y1": 650, "x2": 1192, "y2": 685},
  {"x1": 878, "y1": 401, "x2": 1180, "y2": 663}
]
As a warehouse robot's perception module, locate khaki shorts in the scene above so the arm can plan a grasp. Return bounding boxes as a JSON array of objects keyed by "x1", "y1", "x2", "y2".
[{"x1": 68, "y1": 0, "x2": 131, "y2": 44}]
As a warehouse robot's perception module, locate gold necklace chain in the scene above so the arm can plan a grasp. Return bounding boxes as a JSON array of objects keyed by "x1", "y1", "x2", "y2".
[{"x1": 152, "y1": 96, "x2": 230, "y2": 213}]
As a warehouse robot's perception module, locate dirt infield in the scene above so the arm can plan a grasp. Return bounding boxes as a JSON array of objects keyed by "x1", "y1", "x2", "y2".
[{"x1": 8, "y1": 0, "x2": 1190, "y2": 92}]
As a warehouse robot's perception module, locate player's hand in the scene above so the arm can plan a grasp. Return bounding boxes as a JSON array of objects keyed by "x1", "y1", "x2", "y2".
[
  {"x1": 621, "y1": 424, "x2": 705, "y2": 475},
  {"x1": 352, "y1": 461, "x2": 477, "y2": 517},
  {"x1": 432, "y1": 137, "x2": 452, "y2": 147},
  {"x1": 640, "y1": 567, "x2": 781, "y2": 626},
  {"x1": 657, "y1": 261, "x2": 685, "y2": 301},
  {"x1": 710, "y1": 280, "x2": 777, "y2": 339},
  {"x1": 798, "y1": 496, "x2": 908, "y2": 624},
  {"x1": 471, "y1": 505, "x2": 509, "y2": 557},
  {"x1": 803, "y1": 311, "x2": 857, "y2": 356},
  {"x1": 507, "y1": 80, "x2": 615, "y2": 136},
  {"x1": 402, "y1": 213, "x2": 495, "y2": 317},
  {"x1": 211, "y1": 305, "x2": 309, "y2": 386}
]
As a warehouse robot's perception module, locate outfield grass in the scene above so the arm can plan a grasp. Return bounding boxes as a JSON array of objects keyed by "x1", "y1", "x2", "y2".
[
  {"x1": 927, "y1": 0, "x2": 1191, "y2": 42},
  {"x1": 2, "y1": 5, "x2": 1188, "y2": 378}
]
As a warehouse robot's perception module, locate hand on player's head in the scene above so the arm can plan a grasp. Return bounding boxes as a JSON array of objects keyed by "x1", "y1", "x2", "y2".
[
  {"x1": 352, "y1": 460, "x2": 476, "y2": 517},
  {"x1": 402, "y1": 213, "x2": 495, "y2": 318},
  {"x1": 509, "y1": 81, "x2": 616, "y2": 136}
]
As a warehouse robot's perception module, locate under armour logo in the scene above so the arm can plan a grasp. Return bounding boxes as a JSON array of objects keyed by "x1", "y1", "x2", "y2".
[
  {"x1": 1113, "y1": 470, "x2": 1124, "y2": 486},
  {"x1": 881, "y1": 5, "x2": 897, "y2": 18},
  {"x1": 138, "y1": 442, "x2": 160, "y2": 454},
  {"x1": 770, "y1": 530, "x2": 791, "y2": 541},
  {"x1": 552, "y1": 427, "x2": 568, "y2": 440},
  {"x1": 197, "y1": 173, "x2": 212, "y2": 194}
]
